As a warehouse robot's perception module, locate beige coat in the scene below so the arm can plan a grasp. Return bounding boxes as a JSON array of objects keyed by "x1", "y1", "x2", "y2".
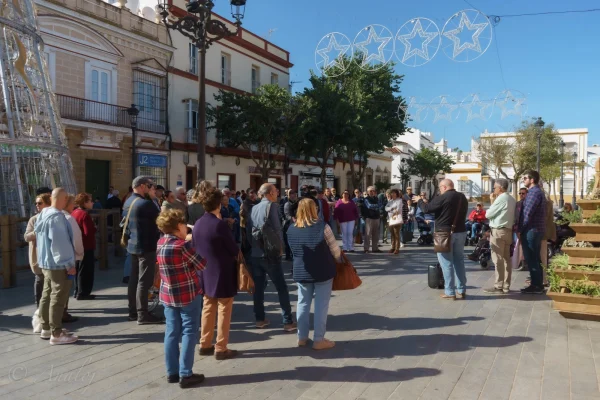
[{"x1": 24, "y1": 214, "x2": 41, "y2": 275}]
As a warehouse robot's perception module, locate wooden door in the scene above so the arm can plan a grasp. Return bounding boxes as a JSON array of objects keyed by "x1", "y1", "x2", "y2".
[
  {"x1": 85, "y1": 159, "x2": 110, "y2": 205},
  {"x1": 290, "y1": 175, "x2": 298, "y2": 192},
  {"x1": 186, "y1": 167, "x2": 197, "y2": 191}
]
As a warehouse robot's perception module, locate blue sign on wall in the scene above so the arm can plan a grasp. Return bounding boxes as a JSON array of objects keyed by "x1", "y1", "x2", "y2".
[{"x1": 137, "y1": 153, "x2": 167, "y2": 168}]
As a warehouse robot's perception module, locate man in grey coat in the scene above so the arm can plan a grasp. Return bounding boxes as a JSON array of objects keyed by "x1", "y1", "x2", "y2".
[{"x1": 247, "y1": 183, "x2": 296, "y2": 332}]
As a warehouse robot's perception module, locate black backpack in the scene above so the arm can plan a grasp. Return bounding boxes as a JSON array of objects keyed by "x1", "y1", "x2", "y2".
[{"x1": 251, "y1": 203, "x2": 282, "y2": 261}]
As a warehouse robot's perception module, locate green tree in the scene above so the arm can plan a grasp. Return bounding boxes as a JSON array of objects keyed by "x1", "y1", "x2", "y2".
[
  {"x1": 406, "y1": 148, "x2": 455, "y2": 199},
  {"x1": 394, "y1": 160, "x2": 411, "y2": 191},
  {"x1": 475, "y1": 137, "x2": 512, "y2": 181},
  {"x1": 293, "y1": 74, "x2": 355, "y2": 185},
  {"x1": 208, "y1": 84, "x2": 296, "y2": 184}
]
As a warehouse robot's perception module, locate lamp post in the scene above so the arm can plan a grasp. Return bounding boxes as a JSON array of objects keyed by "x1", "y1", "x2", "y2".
[
  {"x1": 572, "y1": 151, "x2": 577, "y2": 208},
  {"x1": 126, "y1": 104, "x2": 139, "y2": 182},
  {"x1": 400, "y1": 158, "x2": 408, "y2": 191},
  {"x1": 535, "y1": 117, "x2": 545, "y2": 172},
  {"x1": 559, "y1": 141, "x2": 565, "y2": 208},
  {"x1": 158, "y1": 0, "x2": 246, "y2": 181},
  {"x1": 581, "y1": 158, "x2": 586, "y2": 199}
]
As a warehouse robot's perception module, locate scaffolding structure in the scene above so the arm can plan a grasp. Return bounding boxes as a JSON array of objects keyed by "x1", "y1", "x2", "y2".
[{"x1": 0, "y1": 0, "x2": 76, "y2": 217}]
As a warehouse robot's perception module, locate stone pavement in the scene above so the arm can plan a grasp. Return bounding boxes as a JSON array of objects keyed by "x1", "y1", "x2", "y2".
[{"x1": 1, "y1": 242, "x2": 600, "y2": 400}]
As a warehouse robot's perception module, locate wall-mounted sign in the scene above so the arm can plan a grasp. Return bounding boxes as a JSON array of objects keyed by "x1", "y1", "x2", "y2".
[
  {"x1": 138, "y1": 153, "x2": 167, "y2": 168},
  {"x1": 248, "y1": 166, "x2": 291, "y2": 175}
]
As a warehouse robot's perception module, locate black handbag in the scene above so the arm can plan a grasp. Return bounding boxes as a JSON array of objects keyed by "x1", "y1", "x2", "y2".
[{"x1": 433, "y1": 195, "x2": 464, "y2": 253}]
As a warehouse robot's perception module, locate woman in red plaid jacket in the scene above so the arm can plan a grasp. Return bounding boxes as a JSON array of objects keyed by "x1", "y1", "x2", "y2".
[{"x1": 156, "y1": 209, "x2": 207, "y2": 389}]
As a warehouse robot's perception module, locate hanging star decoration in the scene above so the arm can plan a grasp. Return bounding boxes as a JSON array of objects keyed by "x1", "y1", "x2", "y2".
[
  {"x1": 316, "y1": 33, "x2": 351, "y2": 71},
  {"x1": 461, "y1": 94, "x2": 492, "y2": 122},
  {"x1": 396, "y1": 19, "x2": 439, "y2": 64},
  {"x1": 496, "y1": 91, "x2": 527, "y2": 119},
  {"x1": 354, "y1": 25, "x2": 393, "y2": 67},
  {"x1": 443, "y1": 11, "x2": 489, "y2": 59},
  {"x1": 406, "y1": 97, "x2": 429, "y2": 123},
  {"x1": 431, "y1": 96, "x2": 458, "y2": 123}
]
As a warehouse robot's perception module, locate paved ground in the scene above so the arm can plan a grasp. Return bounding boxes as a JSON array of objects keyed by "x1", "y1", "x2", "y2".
[{"x1": 1, "y1": 240, "x2": 600, "y2": 400}]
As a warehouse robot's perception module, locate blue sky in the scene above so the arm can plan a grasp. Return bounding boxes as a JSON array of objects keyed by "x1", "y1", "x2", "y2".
[{"x1": 213, "y1": 0, "x2": 600, "y2": 150}]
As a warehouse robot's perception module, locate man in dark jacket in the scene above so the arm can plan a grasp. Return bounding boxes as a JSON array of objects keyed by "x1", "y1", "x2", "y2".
[
  {"x1": 283, "y1": 190, "x2": 298, "y2": 260},
  {"x1": 122, "y1": 176, "x2": 162, "y2": 324},
  {"x1": 362, "y1": 186, "x2": 382, "y2": 253},
  {"x1": 417, "y1": 179, "x2": 468, "y2": 300}
]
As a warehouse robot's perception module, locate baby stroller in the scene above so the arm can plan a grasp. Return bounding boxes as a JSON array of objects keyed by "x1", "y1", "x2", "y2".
[
  {"x1": 415, "y1": 215, "x2": 434, "y2": 245},
  {"x1": 467, "y1": 227, "x2": 492, "y2": 268}
]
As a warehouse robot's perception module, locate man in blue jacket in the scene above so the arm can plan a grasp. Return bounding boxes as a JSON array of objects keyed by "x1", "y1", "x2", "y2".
[
  {"x1": 122, "y1": 176, "x2": 162, "y2": 324},
  {"x1": 36, "y1": 188, "x2": 78, "y2": 345}
]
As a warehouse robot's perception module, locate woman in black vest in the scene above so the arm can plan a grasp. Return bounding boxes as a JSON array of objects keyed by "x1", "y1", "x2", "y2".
[{"x1": 287, "y1": 199, "x2": 341, "y2": 350}]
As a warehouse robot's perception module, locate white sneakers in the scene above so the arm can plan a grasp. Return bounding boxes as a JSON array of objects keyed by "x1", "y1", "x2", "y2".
[
  {"x1": 400, "y1": 243, "x2": 405, "y2": 248},
  {"x1": 40, "y1": 329, "x2": 79, "y2": 345},
  {"x1": 32, "y1": 309, "x2": 41, "y2": 334}
]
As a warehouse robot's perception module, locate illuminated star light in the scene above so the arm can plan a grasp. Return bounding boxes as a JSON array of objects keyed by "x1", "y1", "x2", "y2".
[
  {"x1": 316, "y1": 33, "x2": 351, "y2": 71},
  {"x1": 431, "y1": 96, "x2": 458, "y2": 123},
  {"x1": 496, "y1": 91, "x2": 527, "y2": 119},
  {"x1": 443, "y1": 11, "x2": 489, "y2": 58},
  {"x1": 354, "y1": 25, "x2": 393, "y2": 67},
  {"x1": 396, "y1": 19, "x2": 438, "y2": 63},
  {"x1": 462, "y1": 94, "x2": 492, "y2": 122}
]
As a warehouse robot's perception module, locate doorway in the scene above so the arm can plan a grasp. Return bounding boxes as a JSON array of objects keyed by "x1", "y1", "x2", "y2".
[
  {"x1": 85, "y1": 159, "x2": 110, "y2": 204},
  {"x1": 250, "y1": 175, "x2": 262, "y2": 191},
  {"x1": 186, "y1": 166, "x2": 197, "y2": 191}
]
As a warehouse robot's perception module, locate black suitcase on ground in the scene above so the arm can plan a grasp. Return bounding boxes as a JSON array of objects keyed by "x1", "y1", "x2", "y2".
[{"x1": 428, "y1": 263, "x2": 444, "y2": 289}]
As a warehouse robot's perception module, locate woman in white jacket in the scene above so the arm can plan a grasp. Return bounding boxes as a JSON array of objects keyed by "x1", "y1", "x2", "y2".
[{"x1": 385, "y1": 189, "x2": 404, "y2": 255}]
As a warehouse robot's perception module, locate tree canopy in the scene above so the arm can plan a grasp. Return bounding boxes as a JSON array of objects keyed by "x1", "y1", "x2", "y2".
[{"x1": 406, "y1": 148, "x2": 455, "y2": 198}]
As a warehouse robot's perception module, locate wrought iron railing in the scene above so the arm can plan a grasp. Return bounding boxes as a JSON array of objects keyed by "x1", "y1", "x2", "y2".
[{"x1": 56, "y1": 94, "x2": 165, "y2": 134}]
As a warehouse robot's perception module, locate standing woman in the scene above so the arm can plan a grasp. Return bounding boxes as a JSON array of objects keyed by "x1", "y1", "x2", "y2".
[
  {"x1": 385, "y1": 189, "x2": 404, "y2": 255},
  {"x1": 192, "y1": 187, "x2": 239, "y2": 360},
  {"x1": 71, "y1": 193, "x2": 97, "y2": 300},
  {"x1": 157, "y1": 209, "x2": 207, "y2": 388},
  {"x1": 334, "y1": 190, "x2": 359, "y2": 252},
  {"x1": 187, "y1": 181, "x2": 211, "y2": 226},
  {"x1": 287, "y1": 198, "x2": 342, "y2": 350}
]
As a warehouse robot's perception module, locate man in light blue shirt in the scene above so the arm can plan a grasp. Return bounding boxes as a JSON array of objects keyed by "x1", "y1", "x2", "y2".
[
  {"x1": 483, "y1": 178, "x2": 516, "y2": 294},
  {"x1": 35, "y1": 188, "x2": 79, "y2": 345}
]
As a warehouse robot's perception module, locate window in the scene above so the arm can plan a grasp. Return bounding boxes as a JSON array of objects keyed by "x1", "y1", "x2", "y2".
[
  {"x1": 564, "y1": 178, "x2": 575, "y2": 192},
  {"x1": 251, "y1": 66, "x2": 260, "y2": 94},
  {"x1": 139, "y1": 166, "x2": 167, "y2": 188},
  {"x1": 221, "y1": 53, "x2": 231, "y2": 85},
  {"x1": 186, "y1": 100, "x2": 198, "y2": 143},
  {"x1": 91, "y1": 69, "x2": 109, "y2": 103},
  {"x1": 217, "y1": 173, "x2": 236, "y2": 190},
  {"x1": 458, "y1": 180, "x2": 471, "y2": 193},
  {"x1": 270, "y1": 73, "x2": 278, "y2": 85},
  {"x1": 189, "y1": 43, "x2": 198, "y2": 74},
  {"x1": 133, "y1": 70, "x2": 166, "y2": 133}
]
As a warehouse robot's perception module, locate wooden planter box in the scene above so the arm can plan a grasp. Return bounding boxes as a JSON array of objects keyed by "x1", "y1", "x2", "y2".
[
  {"x1": 553, "y1": 269, "x2": 600, "y2": 281},
  {"x1": 561, "y1": 247, "x2": 600, "y2": 265},
  {"x1": 570, "y1": 223, "x2": 600, "y2": 243},
  {"x1": 547, "y1": 288, "x2": 600, "y2": 316},
  {"x1": 575, "y1": 200, "x2": 600, "y2": 218}
]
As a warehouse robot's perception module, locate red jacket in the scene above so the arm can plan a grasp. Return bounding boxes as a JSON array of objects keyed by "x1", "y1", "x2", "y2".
[
  {"x1": 468, "y1": 209, "x2": 487, "y2": 223},
  {"x1": 71, "y1": 208, "x2": 97, "y2": 250},
  {"x1": 319, "y1": 198, "x2": 330, "y2": 222}
]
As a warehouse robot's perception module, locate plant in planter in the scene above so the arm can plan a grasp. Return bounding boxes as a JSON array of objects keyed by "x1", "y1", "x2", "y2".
[{"x1": 563, "y1": 237, "x2": 593, "y2": 248}]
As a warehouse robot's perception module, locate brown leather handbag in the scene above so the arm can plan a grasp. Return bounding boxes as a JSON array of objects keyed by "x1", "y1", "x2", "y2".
[
  {"x1": 332, "y1": 252, "x2": 362, "y2": 291},
  {"x1": 433, "y1": 195, "x2": 464, "y2": 253},
  {"x1": 237, "y1": 251, "x2": 255, "y2": 294}
]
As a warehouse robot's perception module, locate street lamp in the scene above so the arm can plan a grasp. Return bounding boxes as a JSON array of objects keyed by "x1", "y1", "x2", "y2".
[
  {"x1": 158, "y1": 0, "x2": 246, "y2": 180},
  {"x1": 400, "y1": 158, "x2": 408, "y2": 191},
  {"x1": 535, "y1": 117, "x2": 545, "y2": 172},
  {"x1": 559, "y1": 141, "x2": 565, "y2": 207},
  {"x1": 126, "y1": 104, "x2": 139, "y2": 181},
  {"x1": 581, "y1": 158, "x2": 586, "y2": 199},
  {"x1": 572, "y1": 151, "x2": 577, "y2": 208}
]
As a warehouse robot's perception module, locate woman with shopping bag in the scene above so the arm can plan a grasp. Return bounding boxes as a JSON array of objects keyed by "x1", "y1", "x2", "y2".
[
  {"x1": 385, "y1": 189, "x2": 404, "y2": 255},
  {"x1": 287, "y1": 198, "x2": 342, "y2": 350}
]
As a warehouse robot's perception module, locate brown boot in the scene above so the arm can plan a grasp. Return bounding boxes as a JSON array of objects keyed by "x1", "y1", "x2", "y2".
[{"x1": 215, "y1": 349, "x2": 239, "y2": 360}]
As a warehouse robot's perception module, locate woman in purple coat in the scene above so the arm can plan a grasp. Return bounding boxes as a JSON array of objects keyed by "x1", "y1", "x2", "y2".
[{"x1": 192, "y1": 187, "x2": 239, "y2": 360}]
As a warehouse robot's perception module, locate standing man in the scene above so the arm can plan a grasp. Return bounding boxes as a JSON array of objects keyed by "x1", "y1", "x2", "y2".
[
  {"x1": 483, "y1": 179, "x2": 516, "y2": 294},
  {"x1": 417, "y1": 179, "x2": 468, "y2": 300},
  {"x1": 107, "y1": 186, "x2": 114, "y2": 200},
  {"x1": 512, "y1": 188, "x2": 528, "y2": 271},
  {"x1": 283, "y1": 190, "x2": 298, "y2": 261},
  {"x1": 247, "y1": 183, "x2": 296, "y2": 332},
  {"x1": 379, "y1": 190, "x2": 389, "y2": 244},
  {"x1": 173, "y1": 186, "x2": 188, "y2": 215},
  {"x1": 518, "y1": 170, "x2": 546, "y2": 294},
  {"x1": 35, "y1": 188, "x2": 79, "y2": 344},
  {"x1": 122, "y1": 176, "x2": 163, "y2": 324},
  {"x1": 362, "y1": 186, "x2": 382, "y2": 253}
]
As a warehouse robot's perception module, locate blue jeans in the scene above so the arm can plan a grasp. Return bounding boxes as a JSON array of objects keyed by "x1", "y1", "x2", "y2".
[
  {"x1": 251, "y1": 258, "x2": 293, "y2": 324},
  {"x1": 164, "y1": 294, "x2": 202, "y2": 378},
  {"x1": 437, "y1": 231, "x2": 468, "y2": 296},
  {"x1": 471, "y1": 222, "x2": 482, "y2": 238},
  {"x1": 520, "y1": 229, "x2": 544, "y2": 288},
  {"x1": 123, "y1": 252, "x2": 131, "y2": 278},
  {"x1": 297, "y1": 279, "x2": 333, "y2": 342}
]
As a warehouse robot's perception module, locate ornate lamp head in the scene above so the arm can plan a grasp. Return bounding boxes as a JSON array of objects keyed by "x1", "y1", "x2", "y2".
[{"x1": 230, "y1": 0, "x2": 246, "y2": 23}]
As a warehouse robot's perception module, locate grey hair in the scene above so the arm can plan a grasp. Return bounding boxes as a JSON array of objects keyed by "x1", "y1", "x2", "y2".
[
  {"x1": 258, "y1": 183, "x2": 273, "y2": 198},
  {"x1": 495, "y1": 178, "x2": 509, "y2": 192},
  {"x1": 367, "y1": 186, "x2": 376, "y2": 192},
  {"x1": 175, "y1": 186, "x2": 185, "y2": 194}
]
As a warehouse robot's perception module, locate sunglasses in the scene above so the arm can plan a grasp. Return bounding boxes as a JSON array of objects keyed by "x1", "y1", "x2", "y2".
[{"x1": 519, "y1": 192, "x2": 526, "y2": 196}]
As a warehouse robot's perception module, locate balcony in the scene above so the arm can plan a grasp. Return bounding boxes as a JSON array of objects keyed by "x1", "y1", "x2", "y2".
[{"x1": 56, "y1": 94, "x2": 165, "y2": 134}]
